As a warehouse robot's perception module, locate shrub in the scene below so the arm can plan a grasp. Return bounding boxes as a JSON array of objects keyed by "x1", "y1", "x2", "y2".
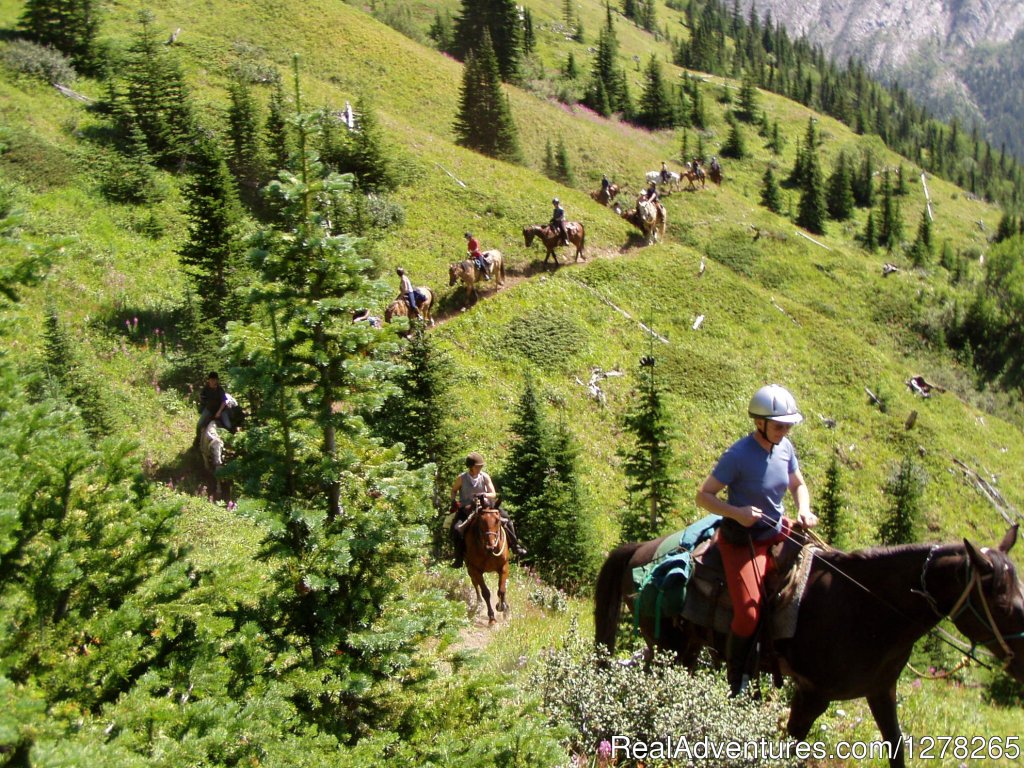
[{"x1": 1, "y1": 39, "x2": 77, "y2": 84}]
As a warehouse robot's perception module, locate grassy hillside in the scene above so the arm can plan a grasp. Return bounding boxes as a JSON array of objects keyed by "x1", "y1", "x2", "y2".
[{"x1": 2, "y1": 0, "x2": 1023, "y2": 762}]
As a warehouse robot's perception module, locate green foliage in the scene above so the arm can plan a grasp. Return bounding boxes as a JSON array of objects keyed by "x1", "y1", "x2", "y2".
[
  {"x1": 760, "y1": 166, "x2": 783, "y2": 214},
  {"x1": 223, "y1": 65, "x2": 458, "y2": 739},
  {"x1": 720, "y1": 111, "x2": 747, "y2": 159},
  {"x1": 99, "y1": 124, "x2": 162, "y2": 205},
  {"x1": 113, "y1": 11, "x2": 196, "y2": 169},
  {"x1": 428, "y1": 9, "x2": 454, "y2": 53},
  {"x1": 862, "y1": 210, "x2": 877, "y2": 250},
  {"x1": 817, "y1": 450, "x2": 847, "y2": 546},
  {"x1": 226, "y1": 76, "x2": 267, "y2": 208},
  {"x1": 265, "y1": 78, "x2": 291, "y2": 175},
  {"x1": 537, "y1": 622, "x2": 792, "y2": 765},
  {"x1": 878, "y1": 168, "x2": 904, "y2": 250},
  {"x1": 796, "y1": 143, "x2": 827, "y2": 235},
  {"x1": 908, "y1": 210, "x2": 934, "y2": 267},
  {"x1": 454, "y1": 32, "x2": 523, "y2": 163},
  {"x1": 178, "y1": 130, "x2": 245, "y2": 329},
  {"x1": 502, "y1": 309, "x2": 584, "y2": 370},
  {"x1": 878, "y1": 453, "x2": 927, "y2": 545},
  {"x1": 554, "y1": 136, "x2": 575, "y2": 185},
  {"x1": 563, "y1": 51, "x2": 578, "y2": 80},
  {"x1": 637, "y1": 56, "x2": 674, "y2": 129},
  {"x1": 618, "y1": 355, "x2": 679, "y2": 542},
  {"x1": 1, "y1": 38, "x2": 77, "y2": 85},
  {"x1": 852, "y1": 150, "x2": 875, "y2": 208},
  {"x1": 522, "y1": 7, "x2": 536, "y2": 55},
  {"x1": 452, "y1": 0, "x2": 522, "y2": 83},
  {"x1": 18, "y1": 0, "x2": 100, "y2": 74},
  {"x1": 737, "y1": 71, "x2": 759, "y2": 122},
  {"x1": 344, "y1": 96, "x2": 399, "y2": 193},
  {"x1": 826, "y1": 151, "x2": 855, "y2": 221}
]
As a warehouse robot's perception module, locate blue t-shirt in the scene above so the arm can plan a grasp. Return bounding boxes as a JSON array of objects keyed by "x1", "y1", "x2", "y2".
[{"x1": 712, "y1": 433, "x2": 799, "y2": 541}]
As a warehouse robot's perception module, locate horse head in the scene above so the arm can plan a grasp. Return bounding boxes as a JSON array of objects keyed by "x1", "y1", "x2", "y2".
[
  {"x1": 474, "y1": 506, "x2": 506, "y2": 556},
  {"x1": 448, "y1": 263, "x2": 461, "y2": 286},
  {"x1": 957, "y1": 526, "x2": 1024, "y2": 681},
  {"x1": 523, "y1": 226, "x2": 536, "y2": 247}
]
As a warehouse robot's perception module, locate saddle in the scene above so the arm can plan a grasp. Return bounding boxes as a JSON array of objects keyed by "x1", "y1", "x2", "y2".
[{"x1": 679, "y1": 531, "x2": 816, "y2": 641}]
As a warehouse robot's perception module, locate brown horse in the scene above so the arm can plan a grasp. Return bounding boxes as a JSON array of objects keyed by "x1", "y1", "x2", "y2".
[
  {"x1": 523, "y1": 222, "x2": 586, "y2": 265},
  {"x1": 682, "y1": 162, "x2": 706, "y2": 190},
  {"x1": 619, "y1": 199, "x2": 667, "y2": 245},
  {"x1": 448, "y1": 250, "x2": 505, "y2": 303},
  {"x1": 708, "y1": 163, "x2": 722, "y2": 186},
  {"x1": 595, "y1": 526, "x2": 1024, "y2": 768},
  {"x1": 463, "y1": 505, "x2": 510, "y2": 625},
  {"x1": 385, "y1": 286, "x2": 434, "y2": 325},
  {"x1": 590, "y1": 183, "x2": 620, "y2": 206}
]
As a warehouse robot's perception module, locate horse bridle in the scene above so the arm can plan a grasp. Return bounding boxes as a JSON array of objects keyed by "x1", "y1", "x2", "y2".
[
  {"x1": 916, "y1": 545, "x2": 1020, "y2": 667},
  {"x1": 463, "y1": 506, "x2": 507, "y2": 558}
]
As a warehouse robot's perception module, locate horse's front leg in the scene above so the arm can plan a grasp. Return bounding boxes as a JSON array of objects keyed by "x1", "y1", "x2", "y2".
[
  {"x1": 786, "y1": 685, "x2": 829, "y2": 741},
  {"x1": 478, "y1": 575, "x2": 495, "y2": 624},
  {"x1": 866, "y1": 686, "x2": 905, "y2": 768},
  {"x1": 497, "y1": 564, "x2": 508, "y2": 613}
]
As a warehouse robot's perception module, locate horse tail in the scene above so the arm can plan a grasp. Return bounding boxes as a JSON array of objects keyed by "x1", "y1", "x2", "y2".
[
  {"x1": 579, "y1": 223, "x2": 586, "y2": 256},
  {"x1": 594, "y1": 541, "x2": 640, "y2": 654},
  {"x1": 498, "y1": 255, "x2": 505, "y2": 284}
]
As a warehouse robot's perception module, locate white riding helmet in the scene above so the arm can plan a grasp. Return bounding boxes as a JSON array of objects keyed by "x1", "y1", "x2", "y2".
[{"x1": 748, "y1": 384, "x2": 803, "y2": 424}]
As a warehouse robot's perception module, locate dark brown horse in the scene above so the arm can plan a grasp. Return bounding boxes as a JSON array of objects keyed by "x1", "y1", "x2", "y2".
[
  {"x1": 708, "y1": 163, "x2": 722, "y2": 186},
  {"x1": 590, "y1": 183, "x2": 620, "y2": 206},
  {"x1": 463, "y1": 505, "x2": 510, "y2": 625},
  {"x1": 448, "y1": 250, "x2": 505, "y2": 304},
  {"x1": 385, "y1": 286, "x2": 434, "y2": 325},
  {"x1": 595, "y1": 526, "x2": 1024, "y2": 768},
  {"x1": 523, "y1": 222, "x2": 586, "y2": 264}
]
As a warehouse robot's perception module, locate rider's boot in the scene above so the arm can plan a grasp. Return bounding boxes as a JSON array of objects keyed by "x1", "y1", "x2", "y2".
[
  {"x1": 450, "y1": 527, "x2": 465, "y2": 568},
  {"x1": 503, "y1": 518, "x2": 527, "y2": 557},
  {"x1": 725, "y1": 631, "x2": 756, "y2": 697}
]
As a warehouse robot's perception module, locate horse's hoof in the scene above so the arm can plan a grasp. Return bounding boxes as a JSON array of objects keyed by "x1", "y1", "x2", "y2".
[{"x1": 488, "y1": 616, "x2": 497, "y2": 625}]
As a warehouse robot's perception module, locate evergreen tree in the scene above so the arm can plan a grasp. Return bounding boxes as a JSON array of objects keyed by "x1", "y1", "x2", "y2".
[
  {"x1": 908, "y1": 210, "x2": 933, "y2": 267},
  {"x1": 555, "y1": 136, "x2": 574, "y2": 184},
  {"x1": 638, "y1": 56, "x2": 675, "y2": 129},
  {"x1": 852, "y1": 151, "x2": 875, "y2": 208},
  {"x1": 543, "y1": 138, "x2": 556, "y2": 178},
  {"x1": 19, "y1": 0, "x2": 100, "y2": 74},
  {"x1": 40, "y1": 307, "x2": 113, "y2": 437},
  {"x1": 737, "y1": 71, "x2": 759, "y2": 122},
  {"x1": 522, "y1": 7, "x2": 536, "y2": 54},
  {"x1": 796, "y1": 143, "x2": 827, "y2": 234},
  {"x1": 265, "y1": 78, "x2": 291, "y2": 174},
  {"x1": 428, "y1": 9, "x2": 454, "y2": 52},
  {"x1": 563, "y1": 52, "x2": 579, "y2": 79},
  {"x1": 679, "y1": 130, "x2": 690, "y2": 165},
  {"x1": 179, "y1": 130, "x2": 244, "y2": 329},
  {"x1": 879, "y1": 167, "x2": 903, "y2": 250},
  {"x1": 224, "y1": 61, "x2": 457, "y2": 736},
  {"x1": 452, "y1": 0, "x2": 522, "y2": 83},
  {"x1": 345, "y1": 95, "x2": 399, "y2": 193},
  {"x1": 720, "y1": 111, "x2": 747, "y2": 159},
  {"x1": 767, "y1": 119, "x2": 782, "y2": 154},
  {"x1": 618, "y1": 355, "x2": 678, "y2": 542},
  {"x1": 640, "y1": 0, "x2": 658, "y2": 32},
  {"x1": 119, "y1": 10, "x2": 195, "y2": 168},
  {"x1": 99, "y1": 123, "x2": 161, "y2": 205},
  {"x1": 760, "y1": 165, "x2": 783, "y2": 213},
  {"x1": 817, "y1": 451, "x2": 846, "y2": 546},
  {"x1": 690, "y1": 79, "x2": 707, "y2": 128},
  {"x1": 453, "y1": 32, "x2": 522, "y2": 163},
  {"x1": 501, "y1": 376, "x2": 550, "y2": 518},
  {"x1": 878, "y1": 454, "x2": 926, "y2": 545},
  {"x1": 862, "y1": 210, "x2": 877, "y2": 250},
  {"x1": 226, "y1": 76, "x2": 266, "y2": 207},
  {"x1": 939, "y1": 239, "x2": 956, "y2": 271},
  {"x1": 826, "y1": 151, "x2": 855, "y2": 221},
  {"x1": 895, "y1": 162, "x2": 908, "y2": 195},
  {"x1": 623, "y1": 0, "x2": 638, "y2": 22},
  {"x1": 374, "y1": 326, "x2": 460, "y2": 520}
]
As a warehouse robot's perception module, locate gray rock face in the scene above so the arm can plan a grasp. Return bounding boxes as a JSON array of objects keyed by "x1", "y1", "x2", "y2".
[{"x1": 744, "y1": 0, "x2": 1024, "y2": 70}]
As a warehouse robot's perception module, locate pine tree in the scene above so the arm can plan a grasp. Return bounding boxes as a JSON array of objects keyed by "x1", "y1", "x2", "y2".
[
  {"x1": 501, "y1": 376, "x2": 550, "y2": 520},
  {"x1": 452, "y1": 0, "x2": 522, "y2": 83},
  {"x1": 19, "y1": 0, "x2": 101, "y2": 74},
  {"x1": 224, "y1": 60, "x2": 456, "y2": 736},
  {"x1": 40, "y1": 307, "x2": 113, "y2": 437},
  {"x1": 690, "y1": 79, "x2": 707, "y2": 128},
  {"x1": 543, "y1": 138, "x2": 556, "y2": 178},
  {"x1": 879, "y1": 167, "x2": 903, "y2": 250},
  {"x1": 767, "y1": 119, "x2": 782, "y2": 154},
  {"x1": 120, "y1": 10, "x2": 195, "y2": 168},
  {"x1": 737, "y1": 71, "x2": 759, "y2": 122},
  {"x1": 896, "y1": 162, "x2": 908, "y2": 195},
  {"x1": 720, "y1": 111, "x2": 747, "y2": 159},
  {"x1": 796, "y1": 143, "x2": 827, "y2": 234},
  {"x1": 226, "y1": 77, "x2": 267, "y2": 208},
  {"x1": 679, "y1": 130, "x2": 690, "y2": 165},
  {"x1": 555, "y1": 136, "x2": 574, "y2": 184},
  {"x1": 852, "y1": 151, "x2": 875, "y2": 208},
  {"x1": 454, "y1": 34, "x2": 522, "y2": 163},
  {"x1": 818, "y1": 451, "x2": 846, "y2": 546},
  {"x1": 522, "y1": 7, "x2": 536, "y2": 54},
  {"x1": 345, "y1": 95, "x2": 399, "y2": 193},
  {"x1": 908, "y1": 210, "x2": 933, "y2": 266},
  {"x1": 586, "y1": 12, "x2": 620, "y2": 114},
  {"x1": 760, "y1": 166, "x2": 783, "y2": 213},
  {"x1": 179, "y1": 130, "x2": 244, "y2": 329},
  {"x1": 638, "y1": 56, "x2": 675, "y2": 129},
  {"x1": 862, "y1": 210, "x2": 877, "y2": 250},
  {"x1": 563, "y1": 52, "x2": 579, "y2": 79},
  {"x1": 265, "y1": 78, "x2": 291, "y2": 174},
  {"x1": 428, "y1": 9, "x2": 454, "y2": 52},
  {"x1": 640, "y1": 0, "x2": 658, "y2": 32},
  {"x1": 826, "y1": 151, "x2": 855, "y2": 221},
  {"x1": 618, "y1": 355, "x2": 678, "y2": 542},
  {"x1": 878, "y1": 454, "x2": 926, "y2": 545}
]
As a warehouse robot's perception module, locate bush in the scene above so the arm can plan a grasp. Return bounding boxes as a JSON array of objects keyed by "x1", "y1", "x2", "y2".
[
  {"x1": 536, "y1": 621, "x2": 796, "y2": 767},
  {"x1": 1, "y1": 39, "x2": 77, "y2": 84}
]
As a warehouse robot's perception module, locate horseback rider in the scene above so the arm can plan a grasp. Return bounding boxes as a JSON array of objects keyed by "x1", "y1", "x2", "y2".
[
  {"x1": 660, "y1": 161, "x2": 670, "y2": 183},
  {"x1": 692, "y1": 156, "x2": 704, "y2": 179},
  {"x1": 695, "y1": 384, "x2": 817, "y2": 696},
  {"x1": 640, "y1": 180, "x2": 659, "y2": 204},
  {"x1": 449, "y1": 452, "x2": 527, "y2": 568},
  {"x1": 464, "y1": 232, "x2": 491, "y2": 281},
  {"x1": 551, "y1": 198, "x2": 569, "y2": 246},
  {"x1": 397, "y1": 267, "x2": 419, "y2": 319},
  {"x1": 601, "y1": 174, "x2": 611, "y2": 193},
  {"x1": 710, "y1": 156, "x2": 720, "y2": 174},
  {"x1": 193, "y1": 371, "x2": 233, "y2": 450}
]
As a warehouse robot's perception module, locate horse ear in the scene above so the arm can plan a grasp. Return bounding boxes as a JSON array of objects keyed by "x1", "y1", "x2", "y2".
[
  {"x1": 998, "y1": 524, "x2": 1018, "y2": 553},
  {"x1": 964, "y1": 538, "x2": 994, "y2": 574}
]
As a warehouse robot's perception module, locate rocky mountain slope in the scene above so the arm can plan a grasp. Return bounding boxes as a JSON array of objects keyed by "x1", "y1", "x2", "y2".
[{"x1": 740, "y1": 0, "x2": 1024, "y2": 159}]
